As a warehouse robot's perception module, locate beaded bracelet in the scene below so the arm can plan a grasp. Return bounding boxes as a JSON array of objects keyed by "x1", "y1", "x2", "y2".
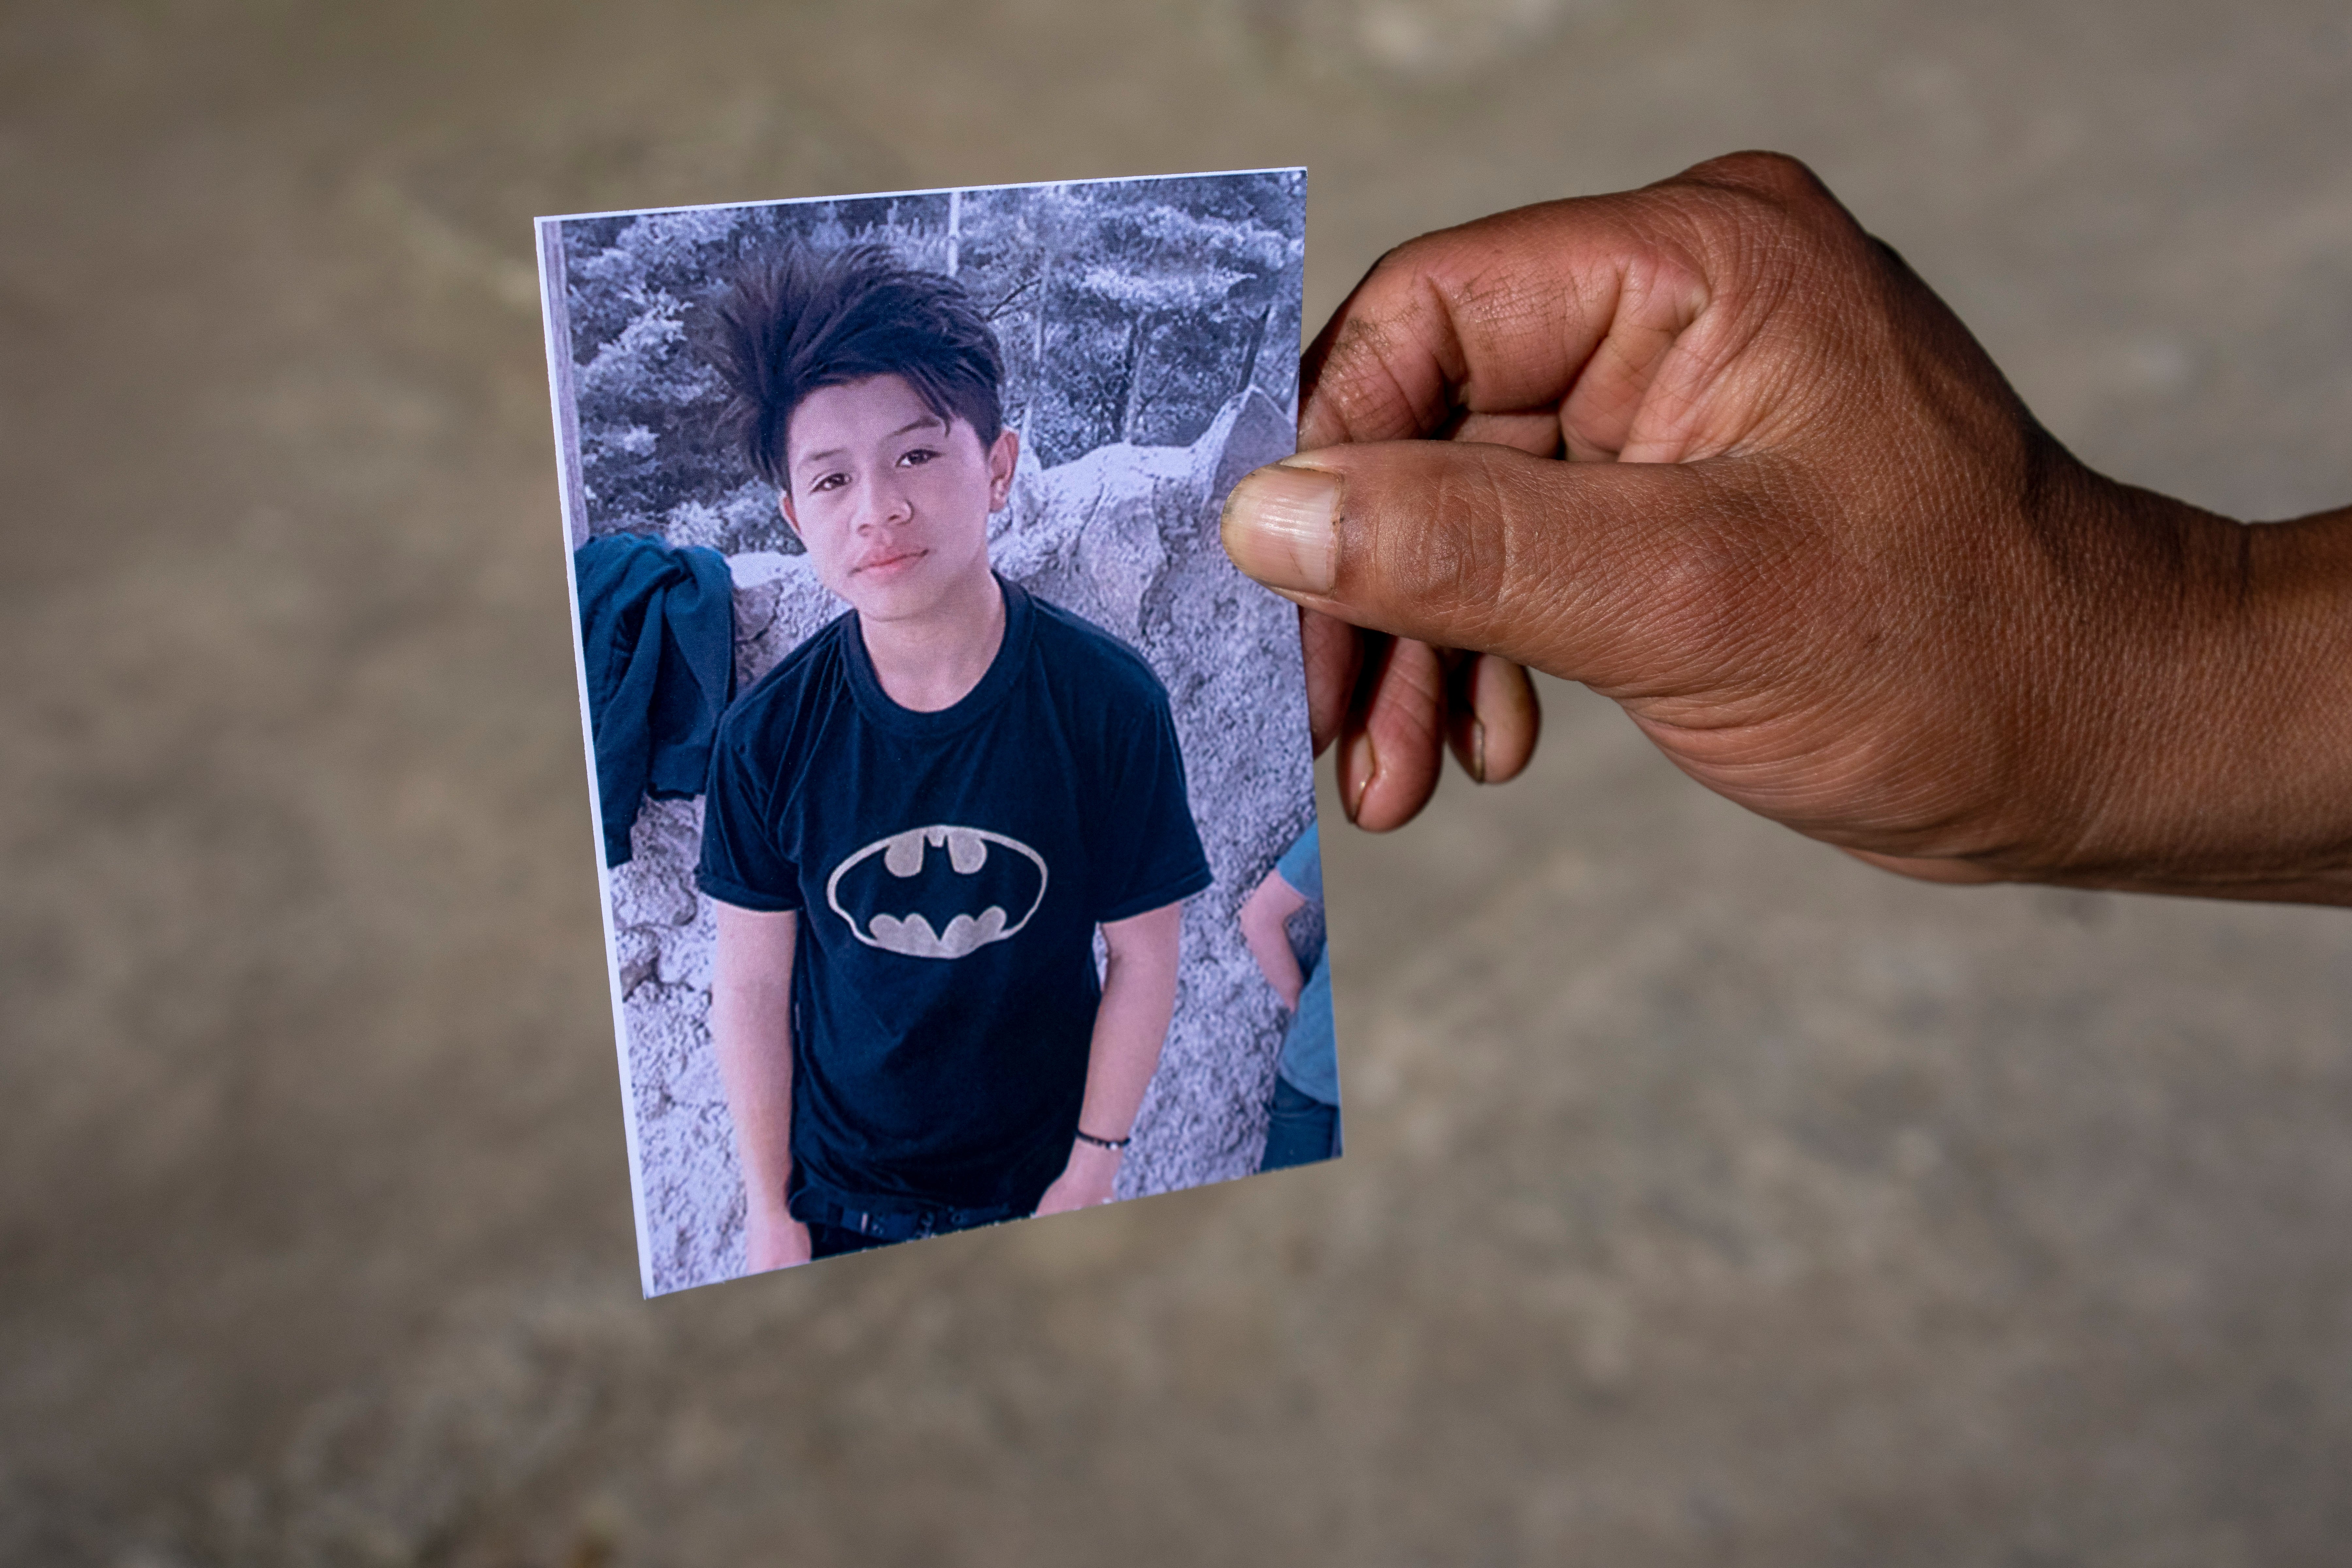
[{"x1": 1074, "y1": 1127, "x2": 1131, "y2": 1151}]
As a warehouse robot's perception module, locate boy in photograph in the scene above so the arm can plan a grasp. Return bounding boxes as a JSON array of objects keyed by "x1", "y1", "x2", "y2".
[{"x1": 692, "y1": 245, "x2": 1213, "y2": 1269}]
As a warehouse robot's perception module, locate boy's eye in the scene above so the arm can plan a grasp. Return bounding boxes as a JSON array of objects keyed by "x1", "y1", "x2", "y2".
[
  {"x1": 897, "y1": 447, "x2": 939, "y2": 468},
  {"x1": 809, "y1": 471, "x2": 848, "y2": 492}
]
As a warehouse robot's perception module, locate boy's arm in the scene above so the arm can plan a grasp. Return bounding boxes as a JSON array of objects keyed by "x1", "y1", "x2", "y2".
[
  {"x1": 1238, "y1": 869, "x2": 1311, "y2": 1010},
  {"x1": 1035, "y1": 899, "x2": 1185, "y2": 1216},
  {"x1": 710, "y1": 902, "x2": 811, "y2": 1271}
]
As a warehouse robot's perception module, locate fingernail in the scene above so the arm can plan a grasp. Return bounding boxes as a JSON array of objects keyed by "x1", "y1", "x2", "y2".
[
  {"x1": 1470, "y1": 718, "x2": 1487, "y2": 784},
  {"x1": 1221, "y1": 460, "x2": 1339, "y2": 595},
  {"x1": 1342, "y1": 729, "x2": 1376, "y2": 820}
]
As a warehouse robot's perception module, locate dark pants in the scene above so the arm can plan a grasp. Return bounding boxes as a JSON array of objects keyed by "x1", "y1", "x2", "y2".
[
  {"x1": 808, "y1": 1222, "x2": 893, "y2": 1260},
  {"x1": 1260, "y1": 1075, "x2": 1342, "y2": 1172}
]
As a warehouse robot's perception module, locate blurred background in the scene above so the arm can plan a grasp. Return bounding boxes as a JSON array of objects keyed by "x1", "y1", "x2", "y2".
[{"x1": 6, "y1": 1, "x2": 2351, "y2": 1563}]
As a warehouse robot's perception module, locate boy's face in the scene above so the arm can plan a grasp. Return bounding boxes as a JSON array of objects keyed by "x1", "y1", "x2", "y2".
[{"x1": 779, "y1": 374, "x2": 1017, "y2": 626}]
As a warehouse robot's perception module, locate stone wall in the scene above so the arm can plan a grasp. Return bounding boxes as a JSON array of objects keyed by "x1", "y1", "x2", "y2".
[{"x1": 604, "y1": 388, "x2": 1312, "y2": 1294}]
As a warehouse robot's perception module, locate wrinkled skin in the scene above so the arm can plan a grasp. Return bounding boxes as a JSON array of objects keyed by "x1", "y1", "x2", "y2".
[{"x1": 1225, "y1": 152, "x2": 2352, "y2": 904}]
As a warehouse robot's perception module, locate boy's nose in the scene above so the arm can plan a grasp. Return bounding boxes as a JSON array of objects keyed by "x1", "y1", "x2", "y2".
[{"x1": 858, "y1": 476, "x2": 914, "y2": 529}]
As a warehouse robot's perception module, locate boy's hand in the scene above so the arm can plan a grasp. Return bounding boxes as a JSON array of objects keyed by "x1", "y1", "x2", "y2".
[
  {"x1": 744, "y1": 1207, "x2": 812, "y2": 1271},
  {"x1": 1223, "y1": 151, "x2": 2352, "y2": 901},
  {"x1": 1036, "y1": 1139, "x2": 1123, "y2": 1215}
]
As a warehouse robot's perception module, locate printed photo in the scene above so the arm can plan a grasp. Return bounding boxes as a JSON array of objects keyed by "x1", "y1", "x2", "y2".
[{"x1": 535, "y1": 170, "x2": 1336, "y2": 1293}]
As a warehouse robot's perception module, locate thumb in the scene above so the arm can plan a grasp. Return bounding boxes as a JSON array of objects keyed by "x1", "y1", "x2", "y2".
[{"x1": 1220, "y1": 441, "x2": 1768, "y2": 697}]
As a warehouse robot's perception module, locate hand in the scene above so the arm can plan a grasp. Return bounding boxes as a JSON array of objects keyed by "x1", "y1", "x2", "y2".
[
  {"x1": 744, "y1": 1206, "x2": 812, "y2": 1272},
  {"x1": 1223, "y1": 151, "x2": 2352, "y2": 901},
  {"x1": 1035, "y1": 1139, "x2": 1123, "y2": 1215}
]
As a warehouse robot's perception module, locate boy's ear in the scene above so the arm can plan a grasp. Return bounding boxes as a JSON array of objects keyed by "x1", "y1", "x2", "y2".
[
  {"x1": 986, "y1": 427, "x2": 1020, "y2": 512},
  {"x1": 776, "y1": 488, "x2": 802, "y2": 538}
]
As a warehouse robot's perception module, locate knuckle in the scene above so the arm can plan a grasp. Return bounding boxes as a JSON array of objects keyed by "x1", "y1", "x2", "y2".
[
  {"x1": 1634, "y1": 158, "x2": 1881, "y2": 369},
  {"x1": 1665, "y1": 152, "x2": 1839, "y2": 238},
  {"x1": 1662, "y1": 151, "x2": 1855, "y2": 265},
  {"x1": 1687, "y1": 149, "x2": 1833, "y2": 205}
]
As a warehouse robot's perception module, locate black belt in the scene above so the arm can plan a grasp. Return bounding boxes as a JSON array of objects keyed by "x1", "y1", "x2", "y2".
[{"x1": 806, "y1": 1198, "x2": 1019, "y2": 1243}]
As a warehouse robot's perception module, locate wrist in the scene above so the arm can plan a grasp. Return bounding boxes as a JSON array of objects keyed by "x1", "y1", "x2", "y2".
[
  {"x1": 2036, "y1": 482, "x2": 2352, "y2": 900},
  {"x1": 1072, "y1": 1126, "x2": 1130, "y2": 1156},
  {"x1": 746, "y1": 1183, "x2": 795, "y2": 1227}
]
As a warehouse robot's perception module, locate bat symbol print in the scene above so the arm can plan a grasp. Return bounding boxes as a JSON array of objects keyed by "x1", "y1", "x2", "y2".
[{"x1": 825, "y1": 826, "x2": 1050, "y2": 960}]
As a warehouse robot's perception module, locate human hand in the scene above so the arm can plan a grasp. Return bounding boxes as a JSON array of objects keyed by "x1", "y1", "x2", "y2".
[
  {"x1": 1223, "y1": 152, "x2": 2352, "y2": 901},
  {"x1": 744, "y1": 1206, "x2": 812, "y2": 1271},
  {"x1": 1035, "y1": 1139, "x2": 1123, "y2": 1215}
]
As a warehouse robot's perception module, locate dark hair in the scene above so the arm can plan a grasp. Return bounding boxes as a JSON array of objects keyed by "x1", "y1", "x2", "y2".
[{"x1": 691, "y1": 243, "x2": 1005, "y2": 491}]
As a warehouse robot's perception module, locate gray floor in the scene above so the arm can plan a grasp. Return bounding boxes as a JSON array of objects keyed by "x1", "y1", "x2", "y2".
[{"x1": 6, "y1": 2, "x2": 2352, "y2": 1563}]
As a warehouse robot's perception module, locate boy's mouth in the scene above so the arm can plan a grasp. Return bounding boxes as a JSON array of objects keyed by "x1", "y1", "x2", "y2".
[{"x1": 851, "y1": 546, "x2": 927, "y2": 577}]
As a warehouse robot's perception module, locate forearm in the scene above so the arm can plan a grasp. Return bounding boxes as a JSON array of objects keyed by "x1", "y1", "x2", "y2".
[
  {"x1": 1036, "y1": 905, "x2": 1184, "y2": 1215},
  {"x1": 1076, "y1": 940, "x2": 1181, "y2": 1140},
  {"x1": 711, "y1": 981, "x2": 796, "y2": 1219}
]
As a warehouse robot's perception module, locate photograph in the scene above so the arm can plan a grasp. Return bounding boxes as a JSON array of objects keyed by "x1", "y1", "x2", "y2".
[{"x1": 535, "y1": 169, "x2": 1333, "y2": 1294}]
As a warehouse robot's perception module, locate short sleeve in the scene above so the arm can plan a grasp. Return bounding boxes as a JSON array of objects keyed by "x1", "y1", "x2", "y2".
[
  {"x1": 695, "y1": 729, "x2": 803, "y2": 912},
  {"x1": 1091, "y1": 694, "x2": 1213, "y2": 924},
  {"x1": 1273, "y1": 823, "x2": 1321, "y2": 902}
]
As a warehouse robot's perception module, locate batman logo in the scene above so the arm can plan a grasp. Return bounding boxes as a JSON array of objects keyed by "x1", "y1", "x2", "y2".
[{"x1": 824, "y1": 825, "x2": 1050, "y2": 960}]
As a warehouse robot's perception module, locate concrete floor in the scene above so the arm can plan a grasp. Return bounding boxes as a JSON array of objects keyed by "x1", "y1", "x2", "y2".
[{"x1": 6, "y1": 1, "x2": 2352, "y2": 1563}]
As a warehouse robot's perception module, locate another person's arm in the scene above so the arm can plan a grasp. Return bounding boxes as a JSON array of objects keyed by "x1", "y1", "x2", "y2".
[
  {"x1": 710, "y1": 903, "x2": 811, "y2": 1270},
  {"x1": 1036, "y1": 899, "x2": 1185, "y2": 1215},
  {"x1": 1240, "y1": 869, "x2": 1310, "y2": 1011},
  {"x1": 1222, "y1": 151, "x2": 2352, "y2": 904}
]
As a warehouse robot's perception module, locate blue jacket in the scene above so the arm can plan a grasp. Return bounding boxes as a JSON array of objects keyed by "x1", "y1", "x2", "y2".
[{"x1": 575, "y1": 533, "x2": 735, "y2": 867}]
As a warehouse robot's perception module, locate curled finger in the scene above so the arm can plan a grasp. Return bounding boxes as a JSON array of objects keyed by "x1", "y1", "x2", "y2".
[
  {"x1": 1445, "y1": 654, "x2": 1542, "y2": 784},
  {"x1": 1340, "y1": 634, "x2": 1447, "y2": 831}
]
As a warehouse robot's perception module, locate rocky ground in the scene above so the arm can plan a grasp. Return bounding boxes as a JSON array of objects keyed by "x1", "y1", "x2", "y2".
[{"x1": 7, "y1": 2, "x2": 2352, "y2": 1564}]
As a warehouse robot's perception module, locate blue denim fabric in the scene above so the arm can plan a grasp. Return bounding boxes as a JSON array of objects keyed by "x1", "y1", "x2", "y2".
[{"x1": 1259, "y1": 1074, "x2": 1342, "y2": 1171}]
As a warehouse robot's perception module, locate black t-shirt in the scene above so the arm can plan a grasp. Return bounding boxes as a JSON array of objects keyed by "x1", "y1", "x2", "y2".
[{"x1": 697, "y1": 577, "x2": 1212, "y2": 1219}]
